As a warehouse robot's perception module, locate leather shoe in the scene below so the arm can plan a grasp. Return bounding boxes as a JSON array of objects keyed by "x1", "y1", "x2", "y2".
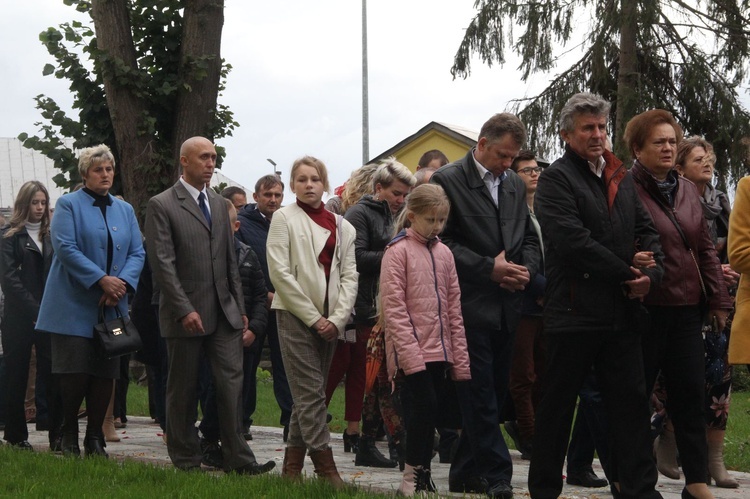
[
  {"x1": 61, "y1": 433, "x2": 80, "y2": 458},
  {"x1": 83, "y1": 433, "x2": 108, "y2": 458},
  {"x1": 448, "y1": 475, "x2": 488, "y2": 494},
  {"x1": 229, "y1": 460, "x2": 276, "y2": 476},
  {"x1": 566, "y1": 468, "x2": 608, "y2": 488},
  {"x1": 487, "y1": 479, "x2": 514, "y2": 499},
  {"x1": 10, "y1": 440, "x2": 34, "y2": 451},
  {"x1": 200, "y1": 438, "x2": 223, "y2": 468}
]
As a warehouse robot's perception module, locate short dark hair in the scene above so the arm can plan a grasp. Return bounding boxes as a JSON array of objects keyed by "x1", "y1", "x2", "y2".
[
  {"x1": 220, "y1": 186, "x2": 246, "y2": 200},
  {"x1": 254, "y1": 174, "x2": 284, "y2": 194},
  {"x1": 511, "y1": 150, "x2": 537, "y2": 171},
  {"x1": 479, "y1": 113, "x2": 527, "y2": 146},
  {"x1": 417, "y1": 149, "x2": 449, "y2": 169}
]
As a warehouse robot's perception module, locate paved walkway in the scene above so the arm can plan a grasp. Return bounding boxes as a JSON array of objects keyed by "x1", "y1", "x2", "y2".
[{"x1": 24, "y1": 417, "x2": 749, "y2": 498}]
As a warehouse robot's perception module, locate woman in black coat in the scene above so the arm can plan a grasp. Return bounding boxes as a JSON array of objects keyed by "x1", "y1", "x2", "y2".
[{"x1": 0, "y1": 181, "x2": 61, "y2": 450}]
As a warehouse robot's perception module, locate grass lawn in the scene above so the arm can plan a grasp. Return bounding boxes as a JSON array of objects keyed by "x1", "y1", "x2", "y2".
[
  {"x1": 126, "y1": 368, "x2": 750, "y2": 473},
  {"x1": 0, "y1": 445, "x2": 389, "y2": 498}
]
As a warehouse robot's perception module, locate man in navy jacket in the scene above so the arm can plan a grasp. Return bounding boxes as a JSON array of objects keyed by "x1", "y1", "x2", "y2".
[{"x1": 236, "y1": 174, "x2": 292, "y2": 438}]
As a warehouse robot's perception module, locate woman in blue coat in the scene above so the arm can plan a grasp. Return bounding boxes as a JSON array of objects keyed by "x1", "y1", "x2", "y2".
[{"x1": 36, "y1": 144, "x2": 145, "y2": 458}]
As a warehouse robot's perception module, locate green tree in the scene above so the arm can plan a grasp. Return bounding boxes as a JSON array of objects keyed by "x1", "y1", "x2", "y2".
[
  {"x1": 452, "y1": 0, "x2": 750, "y2": 188},
  {"x1": 19, "y1": 0, "x2": 237, "y2": 219}
]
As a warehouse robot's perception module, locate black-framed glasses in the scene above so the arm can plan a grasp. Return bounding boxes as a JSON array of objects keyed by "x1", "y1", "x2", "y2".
[{"x1": 517, "y1": 166, "x2": 544, "y2": 175}]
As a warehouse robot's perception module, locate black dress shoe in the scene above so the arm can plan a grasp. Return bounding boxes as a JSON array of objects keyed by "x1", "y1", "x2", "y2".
[
  {"x1": 448, "y1": 475, "x2": 489, "y2": 494},
  {"x1": 282, "y1": 425, "x2": 289, "y2": 443},
  {"x1": 200, "y1": 438, "x2": 223, "y2": 468},
  {"x1": 487, "y1": 479, "x2": 514, "y2": 499},
  {"x1": 50, "y1": 434, "x2": 63, "y2": 452},
  {"x1": 61, "y1": 433, "x2": 80, "y2": 458},
  {"x1": 566, "y1": 468, "x2": 608, "y2": 488},
  {"x1": 10, "y1": 440, "x2": 34, "y2": 451},
  {"x1": 83, "y1": 433, "x2": 108, "y2": 458},
  {"x1": 229, "y1": 460, "x2": 276, "y2": 476},
  {"x1": 176, "y1": 465, "x2": 204, "y2": 473}
]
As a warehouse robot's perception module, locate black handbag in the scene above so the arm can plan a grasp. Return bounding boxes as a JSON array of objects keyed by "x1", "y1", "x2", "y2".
[{"x1": 93, "y1": 306, "x2": 143, "y2": 359}]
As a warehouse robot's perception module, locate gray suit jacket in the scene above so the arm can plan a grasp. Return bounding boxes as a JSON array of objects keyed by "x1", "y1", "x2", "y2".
[{"x1": 145, "y1": 181, "x2": 245, "y2": 338}]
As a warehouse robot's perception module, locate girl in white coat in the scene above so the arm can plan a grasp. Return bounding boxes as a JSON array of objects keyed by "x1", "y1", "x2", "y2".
[{"x1": 267, "y1": 156, "x2": 358, "y2": 487}]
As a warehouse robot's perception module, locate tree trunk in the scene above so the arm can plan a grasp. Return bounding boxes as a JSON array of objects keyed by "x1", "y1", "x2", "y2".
[
  {"x1": 615, "y1": 0, "x2": 638, "y2": 163},
  {"x1": 91, "y1": 0, "x2": 157, "y2": 221},
  {"x1": 171, "y1": 0, "x2": 225, "y2": 172}
]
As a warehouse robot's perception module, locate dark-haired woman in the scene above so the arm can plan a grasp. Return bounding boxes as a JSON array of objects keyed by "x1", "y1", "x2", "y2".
[{"x1": 0, "y1": 181, "x2": 61, "y2": 451}]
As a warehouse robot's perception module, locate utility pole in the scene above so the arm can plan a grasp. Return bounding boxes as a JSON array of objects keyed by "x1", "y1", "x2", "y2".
[{"x1": 362, "y1": 0, "x2": 369, "y2": 165}]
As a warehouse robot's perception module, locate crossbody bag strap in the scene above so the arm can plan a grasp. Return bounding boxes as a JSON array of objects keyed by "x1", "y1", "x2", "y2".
[{"x1": 656, "y1": 202, "x2": 708, "y2": 298}]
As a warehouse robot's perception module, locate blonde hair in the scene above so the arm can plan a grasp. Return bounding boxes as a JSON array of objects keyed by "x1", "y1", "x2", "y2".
[
  {"x1": 224, "y1": 197, "x2": 238, "y2": 224},
  {"x1": 393, "y1": 183, "x2": 450, "y2": 236},
  {"x1": 78, "y1": 144, "x2": 116, "y2": 178},
  {"x1": 341, "y1": 163, "x2": 379, "y2": 213},
  {"x1": 290, "y1": 155, "x2": 330, "y2": 193},
  {"x1": 372, "y1": 157, "x2": 416, "y2": 191},
  {"x1": 4, "y1": 181, "x2": 51, "y2": 238}
]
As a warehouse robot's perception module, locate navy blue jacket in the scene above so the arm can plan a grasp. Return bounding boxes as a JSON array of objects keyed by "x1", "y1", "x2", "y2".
[{"x1": 236, "y1": 204, "x2": 273, "y2": 292}]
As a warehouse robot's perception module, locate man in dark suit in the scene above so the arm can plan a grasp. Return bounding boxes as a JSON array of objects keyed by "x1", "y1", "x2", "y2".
[
  {"x1": 145, "y1": 136, "x2": 274, "y2": 475},
  {"x1": 528, "y1": 93, "x2": 662, "y2": 499},
  {"x1": 431, "y1": 113, "x2": 541, "y2": 499}
]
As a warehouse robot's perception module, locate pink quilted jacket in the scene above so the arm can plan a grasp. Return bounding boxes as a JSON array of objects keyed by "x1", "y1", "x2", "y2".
[{"x1": 380, "y1": 228, "x2": 471, "y2": 381}]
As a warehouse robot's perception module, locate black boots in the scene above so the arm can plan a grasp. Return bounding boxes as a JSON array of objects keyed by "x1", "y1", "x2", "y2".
[
  {"x1": 61, "y1": 432, "x2": 81, "y2": 458},
  {"x1": 388, "y1": 432, "x2": 406, "y2": 471},
  {"x1": 343, "y1": 430, "x2": 360, "y2": 453},
  {"x1": 355, "y1": 435, "x2": 396, "y2": 468},
  {"x1": 83, "y1": 430, "x2": 108, "y2": 458}
]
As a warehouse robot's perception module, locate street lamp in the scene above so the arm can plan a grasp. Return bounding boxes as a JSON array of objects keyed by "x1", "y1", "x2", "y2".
[{"x1": 267, "y1": 158, "x2": 281, "y2": 178}]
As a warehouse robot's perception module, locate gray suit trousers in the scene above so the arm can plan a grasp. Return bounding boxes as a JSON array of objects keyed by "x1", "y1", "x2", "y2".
[{"x1": 165, "y1": 316, "x2": 256, "y2": 470}]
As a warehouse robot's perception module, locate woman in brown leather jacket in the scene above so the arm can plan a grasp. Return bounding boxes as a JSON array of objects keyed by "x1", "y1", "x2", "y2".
[{"x1": 624, "y1": 110, "x2": 732, "y2": 499}]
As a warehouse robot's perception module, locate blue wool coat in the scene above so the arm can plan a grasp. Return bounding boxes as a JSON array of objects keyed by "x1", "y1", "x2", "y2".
[{"x1": 36, "y1": 189, "x2": 145, "y2": 337}]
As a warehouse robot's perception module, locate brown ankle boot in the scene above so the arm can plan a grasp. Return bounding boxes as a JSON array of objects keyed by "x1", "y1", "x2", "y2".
[
  {"x1": 282, "y1": 446, "x2": 306, "y2": 480},
  {"x1": 309, "y1": 448, "x2": 345, "y2": 489}
]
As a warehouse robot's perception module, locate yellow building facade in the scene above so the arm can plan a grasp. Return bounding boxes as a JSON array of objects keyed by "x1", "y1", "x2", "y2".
[{"x1": 369, "y1": 122, "x2": 478, "y2": 172}]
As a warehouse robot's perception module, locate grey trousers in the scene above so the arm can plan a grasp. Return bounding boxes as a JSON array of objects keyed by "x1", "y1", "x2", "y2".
[
  {"x1": 165, "y1": 316, "x2": 256, "y2": 470},
  {"x1": 277, "y1": 310, "x2": 337, "y2": 452}
]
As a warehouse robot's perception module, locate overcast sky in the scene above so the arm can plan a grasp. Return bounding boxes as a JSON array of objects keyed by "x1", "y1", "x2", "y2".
[{"x1": 1, "y1": 1, "x2": 553, "y2": 196}]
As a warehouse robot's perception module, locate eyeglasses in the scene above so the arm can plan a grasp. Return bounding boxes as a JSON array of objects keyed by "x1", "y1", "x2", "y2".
[{"x1": 517, "y1": 166, "x2": 544, "y2": 175}]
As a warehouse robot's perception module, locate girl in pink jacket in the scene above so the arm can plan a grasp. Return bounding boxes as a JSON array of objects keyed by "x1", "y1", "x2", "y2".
[{"x1": 379, "y1": 184, "x2": 471, "y2": 496}]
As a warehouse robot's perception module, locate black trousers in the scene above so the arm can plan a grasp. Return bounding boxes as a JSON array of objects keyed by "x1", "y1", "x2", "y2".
[
  {"x1": 401, "y1": 362, "x2": 449, "y2": 468},
  {"x1": 2, "y1": 323, "x2": 61, "y2": 444},
  {"x1": 643, "y1": 305, "x2": 708, "y2": 485},
  {"x1": 449, "y1": 325, "x2": 515, "y2": 485},
  {"x1": 528, "y1": 329, "x2": 661, "y2": 499}
]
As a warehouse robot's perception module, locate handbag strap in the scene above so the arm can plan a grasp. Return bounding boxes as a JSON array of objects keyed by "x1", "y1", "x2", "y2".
[
  {"x1": 99, "y1": 305, "x2": 124, "y2": 322},
  {"x1": 655, "y1": 202, "x2": 708, "y2": 298}
]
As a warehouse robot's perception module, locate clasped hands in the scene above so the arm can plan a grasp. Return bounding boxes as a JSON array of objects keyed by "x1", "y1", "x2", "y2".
[
  {"x1": 490, "y1": 250, "x2": 530, "y2": 291},
  {"x1": 313, "y1": 317, "x2": 339, "y2": 342},
  {"x1": 98, "y1": 275, "x2": 127, "y2": 307}
]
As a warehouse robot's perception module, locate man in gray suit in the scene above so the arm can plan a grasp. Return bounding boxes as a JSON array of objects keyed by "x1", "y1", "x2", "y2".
[{"x1": 145, "y1": 136, "x2": 275, "y2": 475}]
